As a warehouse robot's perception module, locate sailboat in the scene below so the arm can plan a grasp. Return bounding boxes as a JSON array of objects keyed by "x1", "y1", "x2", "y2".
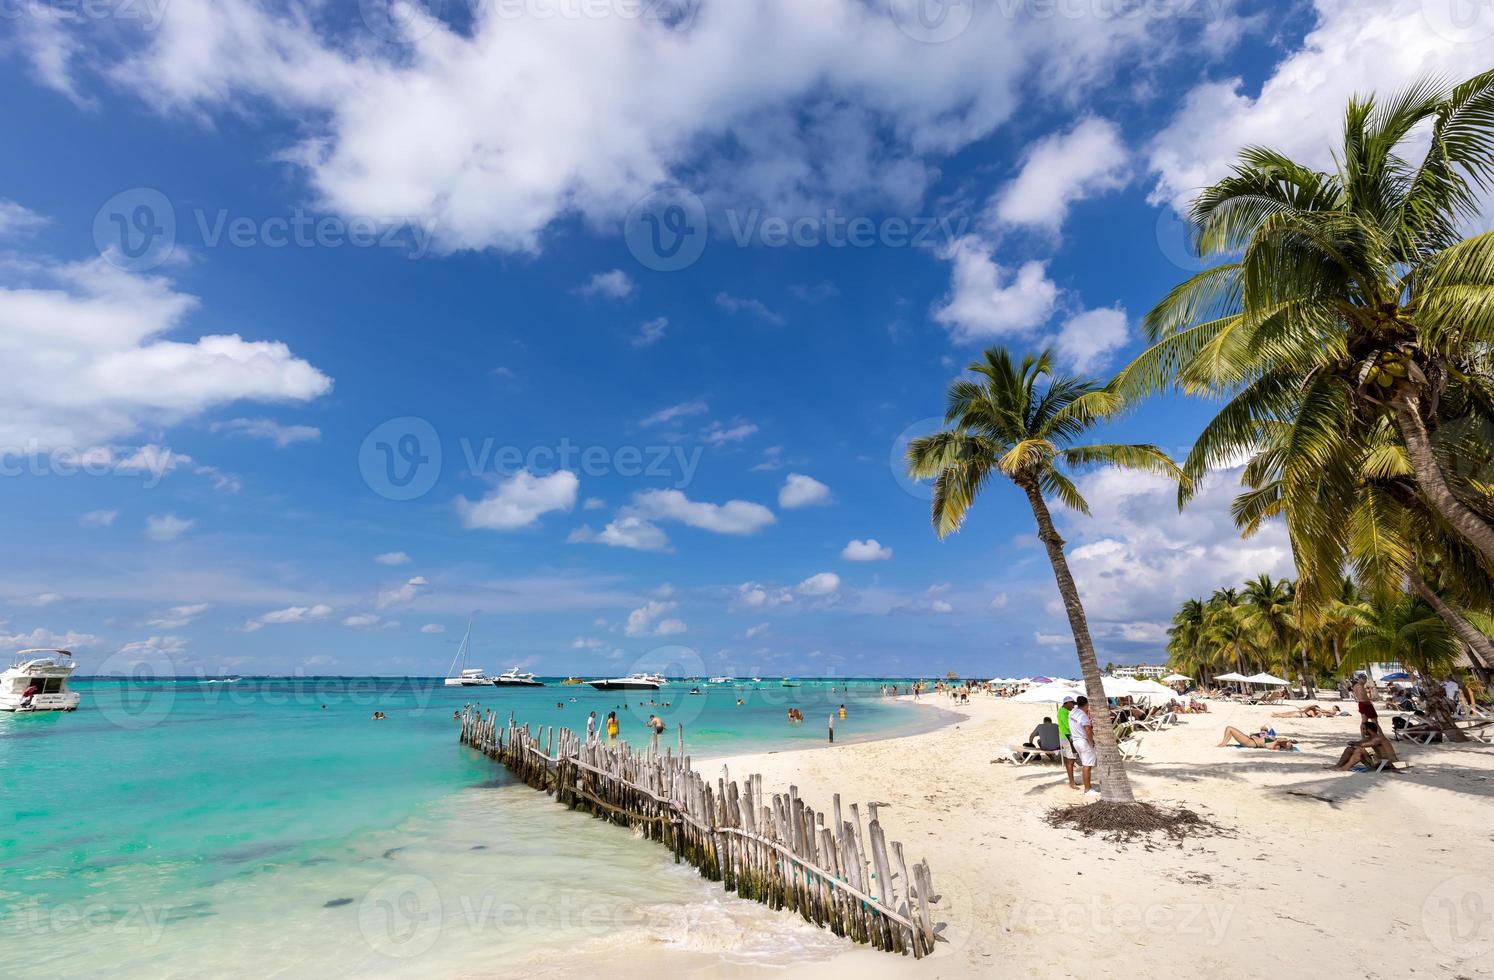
[{"x1": 443, "y1": 620, "x2": 493, "y2": 687}]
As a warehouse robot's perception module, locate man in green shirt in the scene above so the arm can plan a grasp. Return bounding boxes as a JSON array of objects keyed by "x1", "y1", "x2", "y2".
[{"x1": 1057, "y1": 695, "x2": 1079, "y2": 790}]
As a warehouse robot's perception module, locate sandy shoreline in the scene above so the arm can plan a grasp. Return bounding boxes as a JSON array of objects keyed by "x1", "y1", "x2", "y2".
[{"x1": 499, "y1": 693, "x2": 1494, "y2": 979}]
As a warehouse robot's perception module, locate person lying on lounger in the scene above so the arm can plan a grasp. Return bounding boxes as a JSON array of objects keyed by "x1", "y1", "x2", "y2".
[
  {"x1": 1272, "y1": 703, "x2": 1342, "y2": 718},
  {"x1": 1330, "y1": 721, "x2": 1399, "y2": 771},
  {"x1": 1217, "y1": 726, "x2": 1297, "y2": 750}
]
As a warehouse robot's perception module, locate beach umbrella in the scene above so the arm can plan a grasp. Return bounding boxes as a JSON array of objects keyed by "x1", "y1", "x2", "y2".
[
  {"x1": 1380, "y1": 671, "x2": 1410, "y2": 681},
  {"x1": 1161, "y1": 673, "x2": 1191, "y2": 683},
  {"x1": 1244, "y1": 672, "x2": 1290, "y2": 686},
  {"x1": 1013, "y1": 682, "x2": 1083, "y2": 703},
  {"x1": 1213, "y1": 671, "x2": 1249, "y2": 682}
]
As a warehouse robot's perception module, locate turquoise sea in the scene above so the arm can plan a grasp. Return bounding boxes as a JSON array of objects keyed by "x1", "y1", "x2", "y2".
[{"x1": 0, "y1": 678, "x2": 947, "y2": 976}]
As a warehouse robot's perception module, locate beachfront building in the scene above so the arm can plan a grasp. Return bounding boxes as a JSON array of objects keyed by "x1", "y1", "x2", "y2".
[{"x1": 1111, "y1": 663, "x2": 1169, "y2": 679}]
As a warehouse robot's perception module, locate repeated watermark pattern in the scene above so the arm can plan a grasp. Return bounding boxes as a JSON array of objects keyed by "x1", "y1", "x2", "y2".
[{"x1": 1422, "y1": 874, "x2": 1494, "y2": 959}]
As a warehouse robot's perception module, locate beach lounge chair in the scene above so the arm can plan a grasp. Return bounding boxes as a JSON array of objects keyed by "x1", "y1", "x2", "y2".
[
  {"x1": 1118, "y1": 735, "x2": 1144, "y2": 761},
  {"x1": 999, "y1": 744, "x2": 1059, "y2": 765}
]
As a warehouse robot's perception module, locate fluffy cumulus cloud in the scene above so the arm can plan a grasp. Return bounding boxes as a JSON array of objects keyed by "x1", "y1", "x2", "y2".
[
  {"x1": 1057, "y1": 467, "x2": 1293, "y2": 631},
  {"x1": 0, "y1": 256, "x2": 331, "y2": 450},
  {"x1": 778, "y1": 473, "x2": 831, "y2": 509},
  {"x1": 241, "y1": 603, "x2": 333, "y2": 632},
  {"x1": 456, "y1": 469, "x2": 579, "y2": 530},
  {"x1": 1053, "y1": 306, "x2": 1130, "y2": 373},
  {"x1": 796, "y1": 572, "x2": 841, "y2": 597},
  {"x1": 569, "y1": 516, "x2": 672, "y2": 552},
  {"x1": 931, "y1": 238, "x2": 1058, "y2": 343},
  {"x1": 1149, "y1": 0, "x2": 1494, "y2": 213},
  {"x1": 629, "y1": 489, "x2": 775, "y2": 535},
  {"x1": 0, "y1": 624, "x2": 100, "y2": 649},
  {"x1": 734, "y1": 581, "x2": 794, "y2": 609},
  {"x1": 841, "y1": 538, "x2": 892, "y2": 561},
  {"x1": 374, "y1": 551, "x2": 411, "y2": 566},
  {"x1": 421, "y1": 623, "x2": 445, "y2": 634},
  {"x1": 144, "y1": 513, "x2": 194, "y2": 541},
  {"x1": 578, "y1": 269, "x2": 637, "y2": 300},
  {"x1": 377, "y1": 575, "x2": 429, "y2": 608},
  {"x1": 990, "y1": 117, "x2": 1128, "y2": 231},
  {"x1": 14, "y1": 0, "x2": 1242, "y2": 256},
  {"x1": 625, "y1": 599, "x2": 679, "y2": 637}
]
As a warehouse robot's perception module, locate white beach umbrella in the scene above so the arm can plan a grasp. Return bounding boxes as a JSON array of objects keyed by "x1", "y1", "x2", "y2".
[
  {"x1": 1213, "y1": 672, "x2": 1250, "y2": 682},
  {"x1": 1245, "y1": 672, "x2": 1290, "y2": 686},
  {"x1": 1161, "y1": 673, "x2": 1191, "y2": 683},
  {"x1": 1128, "y1": 680, "x2": 1185, "y2": 701},
  {"x1": 1013, "y1": 682, "x2": 1083, "y2": 704}
]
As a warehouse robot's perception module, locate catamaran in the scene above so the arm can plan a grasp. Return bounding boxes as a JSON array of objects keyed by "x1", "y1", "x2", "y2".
[
  {"x1": 1, "y1": 649, "x2": 81, "y2": 712},
  {"x1": 587, "y1": 673, "x2": 666, "y2": 691},
  {"x1": 443, "y1": 620, "x2": 494, "y2": 687},
  {"x1": 492, "y1": 667, "x2": 544, "y2": 687}
]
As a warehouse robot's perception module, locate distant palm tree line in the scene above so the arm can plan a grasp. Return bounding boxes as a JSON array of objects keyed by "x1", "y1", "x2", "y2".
[{"x1": 909, "y1": 70, "x2": 1494, "y2": 805}]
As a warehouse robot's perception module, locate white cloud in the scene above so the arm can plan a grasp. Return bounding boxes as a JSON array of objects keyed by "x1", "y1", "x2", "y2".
[
  {"x1": 421, "y1": 623, "x2": 445, "y2": 634},
  {"x1": 144, "y1": 514, "x2": 194, "y2": 541},
  {"x1": 625, "y1": 599, "x2": 676, "y2": 637},
  {"x1": 578, "y1": 269, "x2": 637, "y2": 300},
  {"x1": 778, "y1": 473, "x2": 831, "y2": 509},
  {"x1": 0, "y1": 256, "x2": 331, "y2": 451},
  {"x1": 242, "y1": 603, "x2": 333, "y2": 631},
  {"x1": 842, "y1": 538, "x2": 892, "y2": 561},
  {"x1": 377, "y1": 576, "x2": 429, "y2": 608},
  {"x1": 990, "y1": 117, "x2": 1128, "y2": 231},
  {"x1": 569, "y1": 516, "x2": 672, "y2": 553},
  {"x1": 374, "y1": 551, "x2": 411, "y2": 566},
  {"x1": 796, "y1": 572, "x2": 841, "y2": 597},
  {"x1": 0, "y1": 625, "x2": 99, "y2": 650},
  {"x1": 17, "y1": 592, "x2": 65, "y2": 607},
  {"x1": 0, "y1": 200, "x2": 47, "y2": 237},
  {"x1": 734, "y1": 582, "x2": 794, "y2": 609},
  {"x1": 640, "y1": 400, "x2": 708, "y2": 427},
  {"x1": 632, "y1": 316, "x2": 668, "y2": 347},
  {"x1": 1149, "y1": 1, "x2": 1492, "y2": 213},
  {"x1": 744, "y1": 622, "x2": 771, "y2": 638},
  {"x1": 1053, "y1": 306, "x2": 1130, "y2": 374},
  {"x1": 212, "y1": 417, "x2": 321, "y2": 447},
  {"x1": 750, "y1": 446, "x2": 784, "y2": 471},
  {"x1": 715, "y1": 293, "x2": 784, "y2": 325},
  {"x1": 80, "y1": 509, "x2": 118, "y2": 526},
  {"x1": 654, "y1": 618, "x2": 687, "y2": 636},
  {"x1": 1058, "y1": 467, "x2": 1293, "y2": 628},
  {"x1": 1035, "y1": 631, "x2": 1071, "y2": 647},
  {"x1": 146, "y1": 603, "x2": 211, "y2": 628},
  {"x1": 932, "y1": 237, "x2": 1058, "y2": 343},
  {"x1": 704, "y1": 422, "x2": 759, "y2": 446},
  {"x1": 343, "y1": 613, "x2": 382, "y2": 628},
  {"x1": 572, "y1": 636, "x2": 606, "y2": 650},
  {"x1": 989, "y1": 592, "x2": 1009, "y2": 610},
  {"x1": 629, "y1": 489, "x2": 775, "y2": 535},
  {"x1": 583, "y1": 497, "x2": 607, "y2": 511},
  {"x1": 456, "y1": 469, "x2": 579, "y2": 530}
]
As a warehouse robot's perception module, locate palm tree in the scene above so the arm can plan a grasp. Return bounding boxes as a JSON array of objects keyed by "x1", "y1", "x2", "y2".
[
  {"x1": 1116, "y1": 70, "x2": 1494, "y2": 565},
  {"x1": 1343, "y1": 593, "x2": 1469, "y2": 739},
  {"x1": 1166, "y1": 598, "x2": 1210, "y2": 684},
  {"x1": 1204, "y1": 588, "x2": 1254, "y2": 676},
  {"x1": 1241, "y1": 574, "x2": 1301, "y2": 691},
  {"x1": 907, "y1": 348, "x2": 1184, "y2": 805}
]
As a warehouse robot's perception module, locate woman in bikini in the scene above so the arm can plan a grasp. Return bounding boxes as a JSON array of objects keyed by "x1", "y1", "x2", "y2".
[{"x1": 1218, "y1": 726, "x2": 1297, "y2": 750}]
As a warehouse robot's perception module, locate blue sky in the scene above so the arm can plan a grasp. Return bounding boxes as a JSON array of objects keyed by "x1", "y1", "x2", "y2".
[{"x1": 0, "y1": 0, "x2": 1485, "y2": 677}]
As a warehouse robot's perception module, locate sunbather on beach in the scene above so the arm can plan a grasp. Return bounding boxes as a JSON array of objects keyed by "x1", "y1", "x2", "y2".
[
  {"x1": 1331, "y1": 721, "x2": 1398, "y2": 771},
  {"x1": 1217, "y1": 726, "x2": 1296, "y2": 750},
  {"x1": 1273, "y1": 704, "x2": 1341, "y2": 718}
]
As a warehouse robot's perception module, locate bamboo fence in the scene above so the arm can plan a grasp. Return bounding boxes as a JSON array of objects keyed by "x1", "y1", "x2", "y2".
[{"x1": 459, "y1": 707, "x2": 939, "y2": 957}]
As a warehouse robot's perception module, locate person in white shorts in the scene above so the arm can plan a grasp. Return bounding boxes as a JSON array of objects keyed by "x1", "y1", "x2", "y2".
[{"x1": 1069, "y1": 696, "x2": 1100, "y2": 797}]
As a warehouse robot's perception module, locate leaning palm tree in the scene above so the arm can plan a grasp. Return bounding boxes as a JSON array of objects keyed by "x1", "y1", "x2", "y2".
[
  {"x1": 907, "y1": 348, "x2": 1184, "y2": 804},
  {"x1": 1116, "y1": 70, "x2": 1494, "y2": 564}
]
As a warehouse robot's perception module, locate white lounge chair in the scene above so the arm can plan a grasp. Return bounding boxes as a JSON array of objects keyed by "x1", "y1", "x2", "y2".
[{"x1": 1119, "y1": 735, "x2": 1144, "y2": 761}]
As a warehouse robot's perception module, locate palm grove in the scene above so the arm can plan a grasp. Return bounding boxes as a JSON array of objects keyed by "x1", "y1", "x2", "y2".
[{"x1": 910, "y1": 71, "x2": 1494, "y2": 802}]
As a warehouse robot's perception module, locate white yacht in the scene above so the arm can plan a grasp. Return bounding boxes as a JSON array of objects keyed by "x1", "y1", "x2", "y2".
[
  {"x1": 443, "y1": 620, "x2": 494, "y2": 687},
  {"x1": 708, "y1": 675, "x2": 736, "y2": 684},
  {"x1": 492, "y1": 667, "x2": 544, "y2": 687},
  {"x1": 587, "y1": 673, "x2": 666, "y2": 691},
  {"x1": 1, "y1": 649, "x2": 82, "y2": 712}
]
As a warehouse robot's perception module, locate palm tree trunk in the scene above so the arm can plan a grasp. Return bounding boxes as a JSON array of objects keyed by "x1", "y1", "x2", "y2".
[
  {"x1": 1393, "y1": 389, "x2": 1494, "y2": 563},
  {"x1": 1019, "y1": 480, "x2": 1136, "y2": 804}
]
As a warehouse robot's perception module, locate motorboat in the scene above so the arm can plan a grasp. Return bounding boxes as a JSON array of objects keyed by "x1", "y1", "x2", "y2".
[
  {"x1": 1, "y1": 649, "x2": 82, "y2": 712},
  {"x1": 708, "y1": 676, "x2": 736, "y2": 684},
  {"x1": 443, "y1": 620, "x2": 494, "y2": 687},
  {"x1": 587, "y1": 673, "x2": 665, "y2": 691},
  {"x1": 492, "y1": 667, "x2": 544, "y2": 687}
]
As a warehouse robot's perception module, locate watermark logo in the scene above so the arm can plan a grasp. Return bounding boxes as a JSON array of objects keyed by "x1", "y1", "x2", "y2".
[
  {"x1": 624, "y1": 185, "x2": 709, "y2": 272},
  {"x1": 1154, "y1": 206, "x2": 1210, "y2": 273},
  {"x1": 360, "y1": 417, "x2": 443, "y2": 501},
  {"x1": 93, "y1": 187, "x2": 176, "y2": 272},
  {"x1": 1423, "y1": 874, "x2": 1494, "y2": 958},
  {"x1": 889, "y1": 0, "x2": 977, "y2": 43},
  {"x1": 358, "y1": 0, "x2": 447, "y2": 43},
  {"x1": 888, "y1": 416, "x2": 947, "y2": 501},
  {"x1": 1422, "y1": 0, "x2": 1494, "y2": 44},
  {"x1": 358, "y1": 873, "x2": 444, "y2": 957},
  {"x1": 92, "y1": 645, "x2": 177, "y2": 730}
]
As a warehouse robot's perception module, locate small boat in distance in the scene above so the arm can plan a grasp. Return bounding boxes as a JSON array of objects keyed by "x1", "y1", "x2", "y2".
[
  {"x1": 443, "y1": 620, "x2": 494, "y2": 687},
  {"x1": 708, "y1": 676, "x2": 736, "y2": 684},
  {"x1": 493, "y1": 667, "x2": 544, "y2": 687},
  {"x1": 560, "y1": 677, "x2": 585, "y2": 686},
  {"x1": 587, "y1": 673, "x2": 665, "y2": 691},
  {"x1": 1, "y1": 649, "x2": 82, "y2": 712}
]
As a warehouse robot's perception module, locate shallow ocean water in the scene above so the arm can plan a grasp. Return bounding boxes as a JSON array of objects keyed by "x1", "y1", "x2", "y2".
[{"x1": 0, "y1": 678, "x2": 944, "y2": 976}]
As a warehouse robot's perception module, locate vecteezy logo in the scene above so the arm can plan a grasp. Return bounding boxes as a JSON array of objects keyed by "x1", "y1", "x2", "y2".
[
  {"x1": 357, "y1": 874, "x2": 443, "y2": 958},
  {"x1": 889, "y1": 0, "x2": 976, "y2": 44},
  {"x1": 358, "y1": 0, "x2": 447, "y2": 44},
  {"x1": 888, "y1": 416, "x2": 948, "y2": 501},
  {"x1": 1154, "y1": 206, "x2": 1209, "y2": 273},
  {"x1": 359, "y1": 417, "x2": 442, "y2": 501},
  {"x1": 93, "y1": 188, "x2": 177, "y2": 272},
  {"x1": 1423, "y1": 874, "x2": 1494, "y2": 958},
  {"x1": 623, "y1": 186, "x2": 708, "y2": 272},
  {"x1": 1422, "y1": 0, "x2": 1494, "y2": 44},
  {"x1": 92, "y1": 644, "x2": 177, "y2": 731}
]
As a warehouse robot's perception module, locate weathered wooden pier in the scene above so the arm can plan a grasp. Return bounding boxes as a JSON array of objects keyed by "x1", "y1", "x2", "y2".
[{"x1": 459, "y1": 707, "x2": 940, "y2": 957}]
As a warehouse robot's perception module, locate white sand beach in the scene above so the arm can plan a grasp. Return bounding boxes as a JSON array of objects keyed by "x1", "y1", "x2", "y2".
[{"x1": 516, "y1": 694, "x2": 1494, "y2": 980}]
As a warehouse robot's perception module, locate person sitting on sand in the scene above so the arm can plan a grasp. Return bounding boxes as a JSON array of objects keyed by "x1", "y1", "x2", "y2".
[
  {"x1": 1331, "y1": 721, "x2": 1399, "y2": 771},
  {"x1": 1217, "y1": 726, "x2": 1295, "y2": 750}
]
